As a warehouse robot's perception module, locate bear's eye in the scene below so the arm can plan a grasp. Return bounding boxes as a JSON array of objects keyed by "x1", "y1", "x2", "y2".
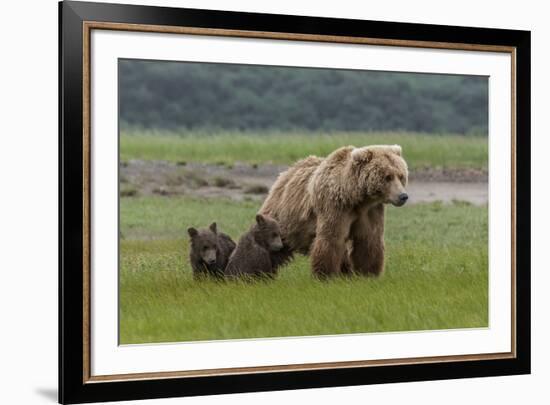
[
  {"x1": 385, "y1": 174, "x2": 393, "y2": 182},
  {"x1": 272, "y1": 233, "x2": 277, "y2": 238},
  {"x1": 399, "y1": 175, "x2": 405, "y2": 183}
]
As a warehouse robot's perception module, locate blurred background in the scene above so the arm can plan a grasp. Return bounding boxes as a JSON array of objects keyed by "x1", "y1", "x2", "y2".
[
  {"x1": 120, "y1": 59, "x2": 488, "y2": 135},
  {"x1": 118, "y1": 59, "x2": 489, "y2": 205}
]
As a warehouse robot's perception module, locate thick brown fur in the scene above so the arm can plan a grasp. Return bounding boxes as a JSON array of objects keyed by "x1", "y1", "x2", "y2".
[
  {"x1": 224, "y1": 214, "x2": 284, "y2": 279},
  {"x1": 260, "y1": 145, "x2": 408, "y2": 278},
  {"x1": 188, "y1": 222, "x2": 236, "y2": 279}
]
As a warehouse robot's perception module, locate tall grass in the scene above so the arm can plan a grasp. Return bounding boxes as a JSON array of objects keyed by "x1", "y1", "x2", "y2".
[
  {"x1": 120, "y1": 130, "x2": 488, "y2": 170},
  {"x1": 120, "y1": 196, "x2": 488, "y2": 344}
]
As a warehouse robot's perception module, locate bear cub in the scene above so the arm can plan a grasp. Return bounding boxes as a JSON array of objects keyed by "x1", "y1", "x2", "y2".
[
  {"x1": 188, "y1": 222, "x2": 236, "y2": 279},
  {"x1": 225, "y1": 214, "x2": 283, "y2": 279}
]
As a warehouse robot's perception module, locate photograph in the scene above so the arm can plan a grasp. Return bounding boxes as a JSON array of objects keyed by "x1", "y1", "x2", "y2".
[
  {"x1": 118, "y1": 59, "x2": 489, "y2": 345},
  {"x1": 2, "y1": 0, "x2": 543, "y2": 402},
  {"x1": 58, "y1": 2, "x2": 531, "y2": 402}
]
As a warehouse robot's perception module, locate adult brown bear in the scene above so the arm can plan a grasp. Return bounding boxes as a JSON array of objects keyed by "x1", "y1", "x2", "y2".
[{"x1": 260, "y1": 145, "x2": 408, "y2": 278}]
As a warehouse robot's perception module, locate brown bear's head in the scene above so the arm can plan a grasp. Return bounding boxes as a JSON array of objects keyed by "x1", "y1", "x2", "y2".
[
  {"x1": 351, "y1": 145, "x2": 409, "y2": 207},
  {"x1": 253, "y1": 214, "x2": 284, "y2": 252},
  {"x1": 187, "y1": 222, "x2": 219, "y2": 265}
]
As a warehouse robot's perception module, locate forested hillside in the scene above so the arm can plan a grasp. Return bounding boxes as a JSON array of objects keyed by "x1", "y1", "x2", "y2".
[{"x1": 119, "y1": 59, "x2": 488, "y2": 135}]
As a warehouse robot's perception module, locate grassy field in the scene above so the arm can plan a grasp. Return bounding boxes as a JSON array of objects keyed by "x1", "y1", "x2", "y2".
[
  {"x1": 120, "y1": 130, "x2": 488, "y2": 170},
  {"x1": 120, "y1": 196, "x2": 488, "y2": 344}
]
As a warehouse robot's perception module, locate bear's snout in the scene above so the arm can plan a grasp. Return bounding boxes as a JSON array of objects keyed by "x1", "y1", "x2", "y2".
[{"x1": 391, "y1": 192, "x2": 409, "y2": 207}]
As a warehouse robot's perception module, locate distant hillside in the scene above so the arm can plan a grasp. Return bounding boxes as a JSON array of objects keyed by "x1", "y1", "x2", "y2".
[{"x1": 119, "y1": 59, "x2": 488, "y2": 135}]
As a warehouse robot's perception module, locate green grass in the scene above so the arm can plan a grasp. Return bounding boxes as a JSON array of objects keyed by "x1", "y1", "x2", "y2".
[
  {"x1": 120, "y1": 130, "x2": 488, "y2": 170},
  {"x1": 120, "y1": 196, "x2": 488, "y2": 344}
]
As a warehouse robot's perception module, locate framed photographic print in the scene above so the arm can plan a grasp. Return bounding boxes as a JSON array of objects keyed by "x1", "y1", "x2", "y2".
[{"x1": 59, "y1": 1, "x2": 531, "y2": 403}]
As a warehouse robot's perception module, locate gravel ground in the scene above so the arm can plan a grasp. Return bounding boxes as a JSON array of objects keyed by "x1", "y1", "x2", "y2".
[{"x1": 120, "y1": 160, "x2": 488, "y2": 205}]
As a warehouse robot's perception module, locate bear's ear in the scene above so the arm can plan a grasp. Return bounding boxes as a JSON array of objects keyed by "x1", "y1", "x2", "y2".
[
  {"x1": 255, "y1": 214, "x2": 266, "y2": 226},
  {"x1": 351, "y1": 147, "x2": 374, "y2": 163},
  {"x1": 209, "y1": 222, "x2": 217, "y2": 234},
  {"x1": 390, "y1": 144, "x2": 402, "y2": 156},
  {"x1": 187, "y1": 227, "x2": 198, "y2": 238}
]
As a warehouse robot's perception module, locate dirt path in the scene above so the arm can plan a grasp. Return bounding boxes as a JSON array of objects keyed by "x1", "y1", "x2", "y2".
[
  {"x1": 121, "y1": 160, "x2": 488, "y2": 205},
  {"x1": 406, "y1": 181, "x2": 487, "y2": 205}
]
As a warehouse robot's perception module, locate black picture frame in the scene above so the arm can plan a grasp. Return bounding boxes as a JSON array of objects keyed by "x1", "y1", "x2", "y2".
[{"x1": 59, "y1": 1, "x2": 531, "y2": 403}]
